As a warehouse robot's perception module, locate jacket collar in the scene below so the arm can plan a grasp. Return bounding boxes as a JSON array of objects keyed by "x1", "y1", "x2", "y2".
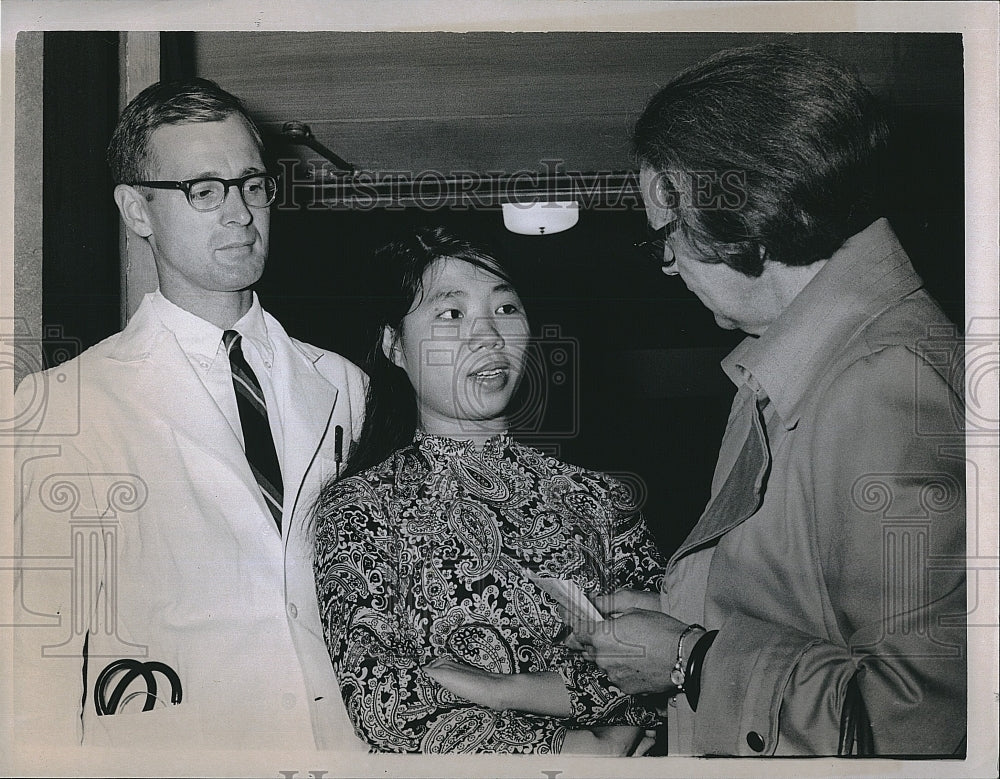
[
  {"x1": 107, "y1": 293, "x2": 169, "y2": 362},
  {"x1": 109, "y1": 292, "x2": 341, "y2": 545},
  {"x1": 721, "y1": 219, "x2": 924, "y2": 430},
  {"x1": 109, "y1": 291, "x2": 325, "y2": 368}
]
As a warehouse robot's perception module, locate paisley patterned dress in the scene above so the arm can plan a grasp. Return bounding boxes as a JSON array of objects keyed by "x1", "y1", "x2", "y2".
[{"x1": 313, "y1": 431, "x2": 665, "y2": 753}]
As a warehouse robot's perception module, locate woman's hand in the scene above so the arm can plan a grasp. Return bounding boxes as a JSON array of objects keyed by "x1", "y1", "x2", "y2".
[
  {"x1": 561, "y1": 725, "x2": 652, "y2": 755},
  {"x1": 424, "y1": 657, "x2": 571, "y2": 716}
]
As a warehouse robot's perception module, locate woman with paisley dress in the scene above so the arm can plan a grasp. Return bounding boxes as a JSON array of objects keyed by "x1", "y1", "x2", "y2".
[{"x1": 312, "y1": 227, "x2": 665, "y2": 754}]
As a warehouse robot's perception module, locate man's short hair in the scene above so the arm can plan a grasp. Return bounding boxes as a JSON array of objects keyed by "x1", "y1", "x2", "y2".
[
  {"x1": 107, "y1": 77, "x2": 264, "y2": 185},
  {"x1": 633, "y1": 44, "x2": 890, "y2": 277}
]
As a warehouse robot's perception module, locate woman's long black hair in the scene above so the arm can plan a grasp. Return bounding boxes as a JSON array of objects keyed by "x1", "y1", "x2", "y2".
[{"x1": 340, "y1": 226, "x2": 522, "y2": 479}]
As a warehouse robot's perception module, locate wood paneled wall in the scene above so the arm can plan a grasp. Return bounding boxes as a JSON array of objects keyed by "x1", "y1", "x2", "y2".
[{"x1": 191, "y1": 32, "x2": 963, "y2": 175}]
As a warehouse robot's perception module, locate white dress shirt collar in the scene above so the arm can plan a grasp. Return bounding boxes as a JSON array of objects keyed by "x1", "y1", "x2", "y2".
[{"x1": 149, "y1": 289, "x2": 274, "y2": 369}]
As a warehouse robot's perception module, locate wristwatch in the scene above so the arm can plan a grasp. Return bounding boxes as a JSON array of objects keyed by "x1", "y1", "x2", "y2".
[{"x1": 670, "y1": 623, "x2": 705, "y2": 692}]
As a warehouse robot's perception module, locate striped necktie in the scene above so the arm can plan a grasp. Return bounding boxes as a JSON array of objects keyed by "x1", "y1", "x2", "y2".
[{"x1": 223, "y1": 330, "x2": 283, "y2": 533}]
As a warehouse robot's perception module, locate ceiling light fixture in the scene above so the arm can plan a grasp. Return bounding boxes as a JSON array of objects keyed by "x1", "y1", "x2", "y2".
[{"x1": 501, "y1": 201, "x2": 580, "y2": 236}]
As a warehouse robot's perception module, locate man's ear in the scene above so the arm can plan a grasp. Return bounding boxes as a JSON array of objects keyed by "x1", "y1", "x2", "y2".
[
  {"x1": 113, "y1": 184, "x2": 154, "y2": 238},
  {"x1": 651, "y1": 170, "x2": 679, "y2": 213},
  {"x1": 653, "y1": 172, "x2": 670, "y2": 207},
  {"x1": 381, "y1": 325, "x2": 404, "y2": 369}
]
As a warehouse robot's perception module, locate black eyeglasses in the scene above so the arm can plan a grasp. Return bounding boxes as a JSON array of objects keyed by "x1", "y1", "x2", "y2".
[
  {"x1": 129, "y1": 173, "x2": 279, "y2": 212},
  {"x1": 634, "y1": 219, "x2": 680, "y2": 268}
]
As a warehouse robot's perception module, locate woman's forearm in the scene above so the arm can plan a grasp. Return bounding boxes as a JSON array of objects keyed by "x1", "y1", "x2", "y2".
[
  {"x1": 425, "y1": 659, "x2": 571, "y2": 716},
  {"x1": 502, "y1": 671, "x2": 572, "y2": 716}
]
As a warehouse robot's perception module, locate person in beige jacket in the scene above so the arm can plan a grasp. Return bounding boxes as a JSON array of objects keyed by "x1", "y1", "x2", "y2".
[{"x1": 568, "y1": 45, "x2": 966, "y2": 757}]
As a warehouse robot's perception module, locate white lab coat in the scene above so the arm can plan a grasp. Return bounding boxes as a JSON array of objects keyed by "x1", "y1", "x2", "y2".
[{"x1": 12, "y1": 293, "x2": 370, "y2": 753}]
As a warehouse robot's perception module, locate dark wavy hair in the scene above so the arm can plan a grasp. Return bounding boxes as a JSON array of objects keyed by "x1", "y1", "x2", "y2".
[
  {"x1": 339, "y1": 227, "x2": 523, "y2": 479},
  {"x1": 633, "y1": 44, "x2": 891, "y2": 277},
  {"x1": 107, "y1": 77, "x2": 264, "y2": 186}
]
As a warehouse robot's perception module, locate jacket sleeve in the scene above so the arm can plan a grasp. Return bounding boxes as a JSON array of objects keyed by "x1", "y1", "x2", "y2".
[
  {"x1": 692, "y1": 345, "x2": 966, "y2": 756},
  {"x1": 313, "y1": 477, "x2": 566, "y2": 754}
]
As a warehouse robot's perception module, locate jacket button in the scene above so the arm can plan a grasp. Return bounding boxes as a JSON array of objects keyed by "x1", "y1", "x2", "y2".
[
  {"x1": 746, "y1": 731, "x2": 765, "y2": 752},
  {"x1": 287, "y1": 602, "x2": 298, "y2": 619}
]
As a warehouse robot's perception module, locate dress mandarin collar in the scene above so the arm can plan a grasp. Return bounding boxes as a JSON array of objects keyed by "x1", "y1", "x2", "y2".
[{"x1": 413, "y1": 429, "x2": 512, "y2": 462}]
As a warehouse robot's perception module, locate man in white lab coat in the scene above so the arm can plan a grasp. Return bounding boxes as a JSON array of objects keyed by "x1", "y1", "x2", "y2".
[{"x1": 11, "y1": 78, "x2": 369, "y2": 753}]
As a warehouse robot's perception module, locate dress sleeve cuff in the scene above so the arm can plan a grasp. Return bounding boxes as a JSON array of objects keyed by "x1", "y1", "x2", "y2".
[
  {"x1": 554, "y1": 652, "x2": 658, "y2": 727},
  {"x1": 554, "y1": 654, "x2": 602, "y2": 723}
]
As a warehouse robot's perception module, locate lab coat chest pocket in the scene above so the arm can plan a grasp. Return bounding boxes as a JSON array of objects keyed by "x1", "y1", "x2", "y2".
[{"x1": 84, "y1": 690, "x2": 194, "y2": 748}]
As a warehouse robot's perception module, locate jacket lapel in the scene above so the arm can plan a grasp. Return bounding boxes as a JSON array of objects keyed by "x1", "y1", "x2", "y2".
[
  {"x1": 108, "y1": 296, "x2": 278, "y2": 537},
  {"x1": 111, "y1": 296, "x2": 342, "y2": 545},
  {"x1": 268, "y1": 334, "x2": 339, "y2": 545},
  {"x1": 669, "y1": 390, "x2": 771, "y2": 567}
]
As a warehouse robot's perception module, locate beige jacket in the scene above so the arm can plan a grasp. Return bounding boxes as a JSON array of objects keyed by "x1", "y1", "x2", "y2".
[{"x1": 662, "y1": 219, "x2": 966, "y2": 755}]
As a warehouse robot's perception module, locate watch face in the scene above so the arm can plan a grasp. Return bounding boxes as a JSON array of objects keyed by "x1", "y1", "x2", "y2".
[{"x1": 670, "y1": 666, "x2": 685, "y2": 687}]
